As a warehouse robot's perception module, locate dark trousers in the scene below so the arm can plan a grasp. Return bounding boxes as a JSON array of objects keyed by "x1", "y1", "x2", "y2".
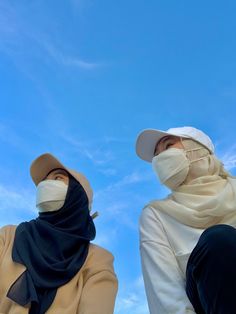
[{"x1": 186, "y1": 224, "x2": 236, "y2": 314}]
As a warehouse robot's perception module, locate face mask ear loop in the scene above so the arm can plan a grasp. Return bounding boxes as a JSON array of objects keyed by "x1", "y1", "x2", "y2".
[
  {"x1": 190, "y1": 155, "x2": 210, "y2": 163},
  {"x1": 180, "y1": 137, "x2": 186, "y2": 149},
  {"x1": 181, "y1": 138, "x2": 207, "y2": 161},
  {"x1": 180, "y1": 138, "x2": 189, "y2": 156},
  {"x1": 185, "y1": 147, "x2": 207, "y2": 153},
  {"x1": 181, "y1": 138, "x2": 211, "y2": 154}
]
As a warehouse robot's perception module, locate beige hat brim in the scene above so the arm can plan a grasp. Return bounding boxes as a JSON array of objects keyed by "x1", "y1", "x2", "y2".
[
  {"x1": 30, "y1": 153, "x2": 67, "y2": 185},
  {"x1": 30, "y1": 153, "x2": 93, "y2": 207}
]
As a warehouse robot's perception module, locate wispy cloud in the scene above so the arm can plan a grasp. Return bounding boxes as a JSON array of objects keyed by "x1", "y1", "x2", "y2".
[
  {"x1": 93, "y1": 170, "x2": 154, "y2": 230},
  {"x1": 101, "y1": 135, "x2": 132, "y2": 144},
  {"x1": 62, "y1": 56, "x2": 100, "y2": 69},
  {"x1": 94, "y1": 170, "x2": 153, "y2": 218},
  {"x1": 0, "y1": 122, "x2": 32, "y2": 152},
  {"x1": 61, "y1": 133, "x2": 115, "y2": 165},
  {"x1": 0, "y1": 1, "x2": 17, "y2": 34},
  {"x1": 0, "y1": 185, "x2": 33, "y2": 211},
  {"x1": 96, "y1": 170, "x2": 153, "y2": 194},
  {"x1": 0, "y1": 1, "x2": 101, "y2": 70},
  {"x1": 0, "y1": 183, "x2": 35, "y2": 227},
  {"x1": 115, "y1": 171, "x2": 152, "y2": 186},
  {"x1": 222, "y1": 154, "x2": 236, "y2": 170},
  {"x1": 93, "y1": 226, "x2": 118, "y2": 247},
  {"x1": 43, "y1": 42, "x2": 101, "y2": 70},
  {"x1": 70, "y1": 0, "x2": 93, "y2": 11},
  {"x1": 218, "y1": 144, "x2": 236, "y2": 170},
  {"x1": 99, "y1": 201, "x2": 129, "y2": 216},
  {"x1": 98, "y1": 168, "x2": 117, "y2": 176},
  {"x1": 115, "y1": 276, "x2": 149, "y2": 314}
]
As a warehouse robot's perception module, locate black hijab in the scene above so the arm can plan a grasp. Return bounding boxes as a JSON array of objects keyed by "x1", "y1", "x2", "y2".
[{"x1": 8, "y1": 174, "x2": 96, "y2": 314}]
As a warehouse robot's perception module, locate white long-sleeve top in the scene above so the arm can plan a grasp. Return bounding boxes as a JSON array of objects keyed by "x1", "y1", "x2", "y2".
[{"x1": 139, "y1": 204, "x2": 205, "y2": 314}]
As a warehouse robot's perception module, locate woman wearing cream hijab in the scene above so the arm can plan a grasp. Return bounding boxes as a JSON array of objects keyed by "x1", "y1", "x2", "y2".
[{"x1": 136, "y1": 126, "x2": 236, "y2": 314}]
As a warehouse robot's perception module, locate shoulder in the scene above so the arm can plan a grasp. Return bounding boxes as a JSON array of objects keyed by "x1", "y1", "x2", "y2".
[
  {"x1": 0, "y1": 225, "x2": 17, "y2": 261},
  {"x1": 140, "y1": 195, "x2": 174, "y2": 227},
  {"x1": 84, "y1": 244, "x2": 115, "y2": 271},
  {"x1": 139, "y1": 203, "x2": 170, "y2": 244},
  {"x1": 80, "y1": 244, "x2": 116, "y2": 282},
  {"x1": 0, "y1": 225, "x2": 17, "y2": 240},
  {"x1": 140, "y1": 203, "x2": 162, "y2": 226},
  {"x1": 88, "y1": 243, "x2": 114, "y2": 260}
]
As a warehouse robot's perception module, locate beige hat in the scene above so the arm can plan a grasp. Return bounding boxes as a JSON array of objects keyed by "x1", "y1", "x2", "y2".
[{"x1": 30, "y1": 153, "x2": 93, "y2": 208}]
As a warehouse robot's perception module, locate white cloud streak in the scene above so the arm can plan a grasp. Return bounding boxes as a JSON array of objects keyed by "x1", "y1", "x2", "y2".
[
  {"x1": 43, "y1": 42, "x2": 101, "y2": 70},
  {"x1": 0, "y1": 183, "x2": 35, "y2": 227},
  {"x1": 70, "y1": 0, "x2": 93, "y2": 11},
  {"x1": 0, "y1": 122, "x2": 33, "y2": 153},
  {"x1": 61, "y1": 133, "x2": 115, "y2": 165},
  {"x1": 115, "y1": 275, "x2": 149, "y2": 314},
  {"x1": 222, "y1": 155, "x2": 236, "y2": 170},
  {"x1": 0, "y1": 1, "x2": 101, "y2": 70},
  {"x1": 0, "y1": 185, "x2": 32, "y2": 211},
  {"x1": 93, "y1": 170, "x2": 154, "y2": 231},
  {"x1": 95, "y1": 170, "x2": 153, "y2": 195},
  {"x1": 219, "y1": 145, "x2": 236, "y2": 171}
]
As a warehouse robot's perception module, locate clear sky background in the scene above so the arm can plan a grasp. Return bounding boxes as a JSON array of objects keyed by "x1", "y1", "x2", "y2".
[{"x1": 1, "y1": 1, "x2": 236, "y2": 313}]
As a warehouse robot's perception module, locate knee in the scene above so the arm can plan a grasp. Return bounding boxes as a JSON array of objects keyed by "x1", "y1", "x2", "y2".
[
  {"x1": 200, "y1": 224, "x2": 236, "y2": 252},
  {"x1": 204, "y1": 223, "x2": 235, "y2": 234}
]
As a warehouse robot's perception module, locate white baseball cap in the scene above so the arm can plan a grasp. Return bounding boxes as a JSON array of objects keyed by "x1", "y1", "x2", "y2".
[{"x1": 136, "y1": 126, "x2": 214, "y2": 162}]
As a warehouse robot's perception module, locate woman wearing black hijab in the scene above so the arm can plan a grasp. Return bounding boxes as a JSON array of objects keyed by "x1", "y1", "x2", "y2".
[{"x1": 0, "y1": 153, "x2": 118, "y2": 314}]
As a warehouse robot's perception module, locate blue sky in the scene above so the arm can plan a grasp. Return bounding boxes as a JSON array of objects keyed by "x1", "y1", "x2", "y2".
[{"x1": 1, "y1": 0, "x2": 236, "y2": 313}]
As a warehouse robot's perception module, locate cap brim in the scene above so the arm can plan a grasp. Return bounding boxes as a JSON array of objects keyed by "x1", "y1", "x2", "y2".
[
  {"x1": 30, "y1": 153, "x2": 68, "y2": 185},
  {"x1": 136, "y1": 129, "x2": 171, "y2": 162},
  {"x1": 136, "y1": 129, "x2": 186, "y2": 162}
]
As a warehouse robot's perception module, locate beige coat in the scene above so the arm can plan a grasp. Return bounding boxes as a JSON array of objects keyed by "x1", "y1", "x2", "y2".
[{"x1": 0, "y1": 225, "x2": 118, "y2": 314}]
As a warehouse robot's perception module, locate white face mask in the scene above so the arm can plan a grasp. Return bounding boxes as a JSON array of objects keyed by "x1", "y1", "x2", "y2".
[
  {"x1": 152, "y1": 148, "x2": 190, "y2": 190},
  {"x1": 36, "y1": 180, "x2": 69, "y2": 212},
  {"x1": 152, "y1": 146, "x2": 209, "y2": 190}
]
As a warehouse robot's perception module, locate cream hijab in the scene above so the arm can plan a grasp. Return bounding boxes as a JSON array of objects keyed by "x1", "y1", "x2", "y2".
[{"x1": 150, "y1": 139, "x2": 236, "y2": 229}]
